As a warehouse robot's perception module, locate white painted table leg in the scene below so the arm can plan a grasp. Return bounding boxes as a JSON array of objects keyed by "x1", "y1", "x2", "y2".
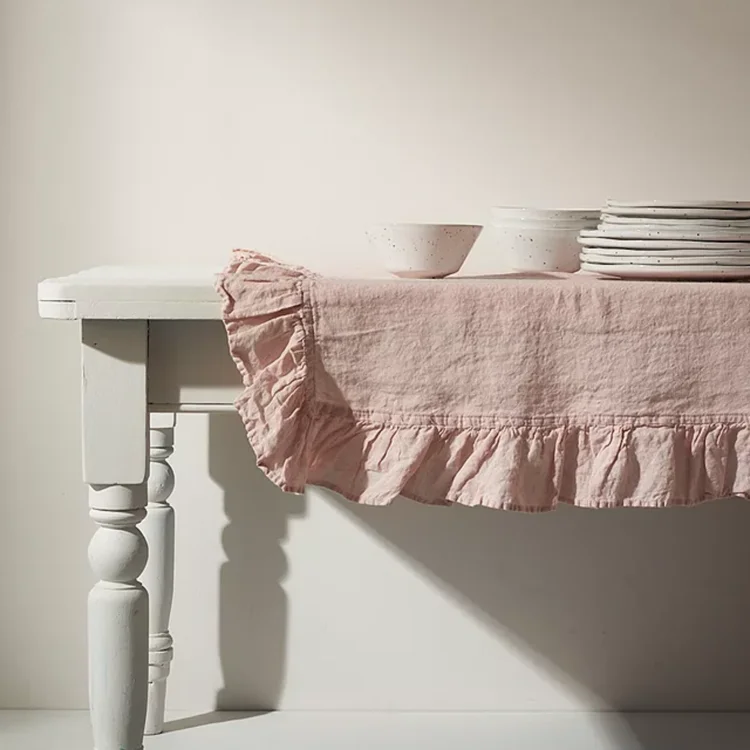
[
  {"x1": 82, "y1": 320, "x2": 149, "y2": 750},
  {"x1": 141, "y1": 414, "x2": 176, "y2": 736},
  {"x1": 88, "y1": 485, "x2": 149, "y2": 750}
]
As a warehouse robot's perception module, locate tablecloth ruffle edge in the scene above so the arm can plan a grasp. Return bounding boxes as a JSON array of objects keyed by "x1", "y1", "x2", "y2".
[{"x1": 217, "y1": 249, "x2": 750, "y2": 512}]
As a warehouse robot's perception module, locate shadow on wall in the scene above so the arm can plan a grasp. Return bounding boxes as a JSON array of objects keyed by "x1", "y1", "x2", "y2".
[
  {"x1": 619, "y1": 713, "x2": 750, "y2": 750},
  {"x1": 198, "y1": 413, "x2": 750, "y2": 749},
  {"x1": 207, "y1": 413, "x2": 307, "y2": 710},
  {"x1": 332, "y1": 493, "x2": 750, "y2": 712}
]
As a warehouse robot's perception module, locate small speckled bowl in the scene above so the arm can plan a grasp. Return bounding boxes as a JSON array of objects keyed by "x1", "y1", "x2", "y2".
[
  {"x1": 366, "y1": 223, "x2": 483, "y2": 278},
  {"x1": 494, "y1": 224, "x2": 584, "y2": 272}
]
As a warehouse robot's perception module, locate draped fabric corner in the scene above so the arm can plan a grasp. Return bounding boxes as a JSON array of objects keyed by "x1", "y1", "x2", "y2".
[{"x1": 217, "y1": 249, "x2": 750, "y2": 512}]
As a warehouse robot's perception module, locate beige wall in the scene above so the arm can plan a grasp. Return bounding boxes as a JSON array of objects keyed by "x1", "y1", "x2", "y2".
[{"x1": 3, "y1": 0, "x2": 750, "y2": 710}]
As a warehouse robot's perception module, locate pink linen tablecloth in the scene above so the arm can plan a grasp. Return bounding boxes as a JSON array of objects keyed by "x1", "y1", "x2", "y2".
[{"x1": 217, "y1": 249, "x2": 750, "y2": 512}]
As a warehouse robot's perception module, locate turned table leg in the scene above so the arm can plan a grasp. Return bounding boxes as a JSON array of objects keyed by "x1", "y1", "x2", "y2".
[
  {"x1": 82, "y1": 320, "x2": 150, "y2": 750},
  {"x1": 141, "y1": 414, "x2": 176, "y2": 735},
  {"x1": 88, "y1": 485, "x2": 149, "y2": 750}
]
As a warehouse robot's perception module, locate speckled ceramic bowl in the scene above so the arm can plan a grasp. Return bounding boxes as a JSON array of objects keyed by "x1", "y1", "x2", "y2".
[
  {"x1": 494, "y1": 224, "x2": 583, "y2": 272},
  {"x1": 366, "y1": 223, "x2": 483, "y2": 278}
]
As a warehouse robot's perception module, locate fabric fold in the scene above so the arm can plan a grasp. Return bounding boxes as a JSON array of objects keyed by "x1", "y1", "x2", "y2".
[
  {"x1": 217, "y1": 249, "x2": 750, "y2": 511},
  {"x1": 216, "y1": 251, "x2": 314, "y2": 492}
]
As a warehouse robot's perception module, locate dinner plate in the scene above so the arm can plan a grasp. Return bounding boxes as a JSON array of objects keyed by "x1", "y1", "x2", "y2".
[
  {"x1": 580, "y1": 229, "x2": 750, "y2": 244},
  {"x1": 606, "y1": 200, "x2": 750, "y2": 210},
  {"x1": 601, "y1": 206, "x2": 750, "y2": 220},
  {"x1": 582, "y1": 246, "x2": 750, "y2": 258},
  {"x1": 581, "y1": 262, "x2": 750, "y2": 280},
  {"x1": 579, "y1": 236, "x2": 750, "y2": 252},
  {"x1": 580, "y1": 251, "x2": 750, "y2": 266},
  {"x1": 600, "y1": 216, "x2": 750, "y2": 228}
]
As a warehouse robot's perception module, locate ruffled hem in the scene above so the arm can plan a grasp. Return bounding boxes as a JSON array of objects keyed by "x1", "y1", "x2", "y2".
[
  {"x1": 216, "y1": 250, "x2": 316, "y2": 491},
  {"x1": 218, "y1": 250, "x2": 750, "y2": 512}
]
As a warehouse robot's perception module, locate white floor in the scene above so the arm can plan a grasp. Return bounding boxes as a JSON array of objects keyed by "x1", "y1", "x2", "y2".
[{"x1": 3, "y1": 711, "x2": 750, "y2": 750}]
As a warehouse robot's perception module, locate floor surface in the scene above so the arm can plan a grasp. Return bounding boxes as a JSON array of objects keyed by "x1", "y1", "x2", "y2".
[{"x1": 3, "y1": 710, "x2": 750, "y2": 749}]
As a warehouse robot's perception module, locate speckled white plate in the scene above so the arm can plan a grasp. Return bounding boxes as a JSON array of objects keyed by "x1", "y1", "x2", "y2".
[
  {"x1": 581, "y1": 251, "x2": 750, "y2": 266},
  {"x1": 581, "y1": 262, "x2": 750, "y2": 280},
  {"x1": 607, "y1": 200, "x2": 750, "y2": 210},
  {"x1": 601, "y1": 206, "x2": 750, "y2": 220},
  {"x1": 581, "y1": 245, "x2": 750, "y2": 258},
  {"x1": 601, "y1": 215, "x2": 750, "y2": 228},
  {"x1": 580, "y1": 229, "x2": 750, "y2": 245}
]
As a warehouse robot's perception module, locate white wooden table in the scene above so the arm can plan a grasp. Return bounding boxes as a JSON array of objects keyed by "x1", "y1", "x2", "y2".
[{"x1": 39, "y1": 267, "x2": 243, "y2": 750}]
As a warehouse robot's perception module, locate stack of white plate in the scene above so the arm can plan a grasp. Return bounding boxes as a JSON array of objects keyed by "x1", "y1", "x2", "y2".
[{"x1": 579, "y1": 200, "x2": 750, "y2": 279}]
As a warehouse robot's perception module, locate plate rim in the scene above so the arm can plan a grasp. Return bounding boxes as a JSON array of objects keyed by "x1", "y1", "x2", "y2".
[
  {"x1": 606, "y1": 199, "x2": 750, "y2": 210},
  {"x1": 580, "y1": 229, "x2": 750, "y2": 244},
  {"x1": 580, "y1": 251, "x2": 750, "y2": 266},
  {"x1": 580, "y1": 261, "x2": 750, "y2": 278},
  {"x1": 601, "y1": 206, "x2": 750, "y2": 219}
]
